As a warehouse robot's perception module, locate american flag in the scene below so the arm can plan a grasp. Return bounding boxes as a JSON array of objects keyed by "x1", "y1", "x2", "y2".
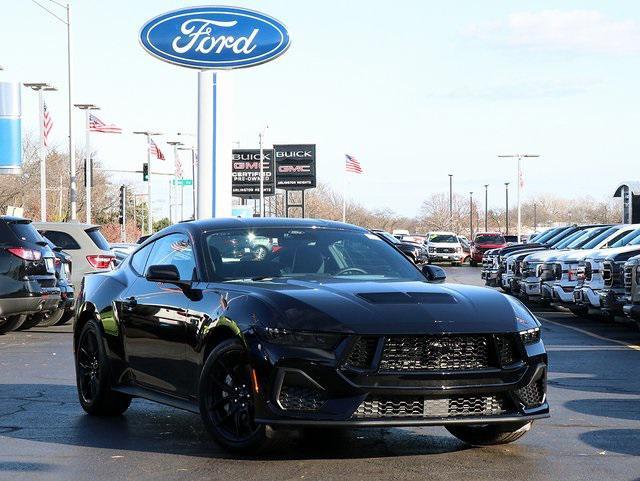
[
  {"x1": 89, "y1": 113, "x2": 122, "y2": 134},
  {"x1": 43, "y1": 102, "x2": 53, "y2": 147},
  {"x1": 345, "y1": 154, "x2": 363, "y2": 174},
  {"x1": 175, "y1": 151, "x2": 183, "y2": 178},
  {"x1": 149, "y1": 138, "x2": 165, "y2": 160}
]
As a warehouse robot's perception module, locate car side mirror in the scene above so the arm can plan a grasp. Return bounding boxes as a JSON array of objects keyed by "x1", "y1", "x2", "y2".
[
  {"x1": 146, "y1": 264, "x2": 186, "y2": 285},
  {"x1": 422, "y1": 265, "x2": 446, "y2": 283}
]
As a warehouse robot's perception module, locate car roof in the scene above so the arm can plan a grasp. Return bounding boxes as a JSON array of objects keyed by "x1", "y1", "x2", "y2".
[
  {"x1": 146, "y1": 217, "x2": 367, "y2": 241},
  {"x1": 32, "y1": 221, "x2": 99, "y2": 230}
]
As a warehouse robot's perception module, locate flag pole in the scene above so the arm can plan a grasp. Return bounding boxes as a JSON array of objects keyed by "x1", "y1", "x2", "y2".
[
  {"x1": 38, "y1": 90, "x2": 46, "y2": 221},
  {"x1": 342, "y1": 165, "x2": 346, "y2": 223}
]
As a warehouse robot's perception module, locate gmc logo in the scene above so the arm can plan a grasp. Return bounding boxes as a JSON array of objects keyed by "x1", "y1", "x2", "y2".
[{"x1": 278, "y1": 165, "x2": 310, "y2": 173}]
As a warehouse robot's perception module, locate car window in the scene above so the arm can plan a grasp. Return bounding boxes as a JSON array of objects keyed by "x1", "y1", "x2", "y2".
[
  {"x1": 40, "y1": 230, "x2": 81, "y2": 250},
  {"x1": 611, "y1": 229, "x2": 640, "y2": 248},
  {"x1": 204, "y1": 228, "x2": 422, "y2": 282},
  {"x1": 581, "y1": 226, "x2": 621, "y2": 249},
  {"x1": 8, "y1": 221, "x2": 43, "y2": 243},
  {"x1": 474, "y1": 234, "x2": 505, "y2": 244},
  {"x1": 86, "y1": 227, "x2": 111, "y2": 250},
  {"x1": 130, "y1": 242, "x2": 155, "y2": 275},
  {"x1": 145, "y1": 233, "x2": 197, "y2": 281},
  {"x1": 429, "y1": 235, "x2": 457, "y2": 243}
]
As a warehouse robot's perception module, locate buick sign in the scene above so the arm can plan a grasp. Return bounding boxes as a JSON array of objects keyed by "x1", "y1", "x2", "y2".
[
  {"x1": 274, "y1": 144, "x2": 316, "y2": 190},
  {"x1": 139, "y1": 6, "x2": 290, "y2": 69}
]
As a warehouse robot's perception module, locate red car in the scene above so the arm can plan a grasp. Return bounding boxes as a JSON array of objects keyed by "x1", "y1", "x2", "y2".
[{"x1": 470, "y1": 232, "x2": 507, "y2": 266}]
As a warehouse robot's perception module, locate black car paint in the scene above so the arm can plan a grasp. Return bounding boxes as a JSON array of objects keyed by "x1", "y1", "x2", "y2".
[
  {"x1": 75, "y1": 218, "x2": 548, "y2": 427},
  {"x1": 0, "y1": 216, "x2": 61, "y2": 319}
]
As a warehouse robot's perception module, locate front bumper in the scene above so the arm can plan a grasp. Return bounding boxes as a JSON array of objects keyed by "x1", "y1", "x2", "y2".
[
  {"x1": 574, "y1": 286, "x2": 602, "y2": 308},
  {"x1": 429, "y1": 253, "x2": 463, "y2": 263},
  {"x1": 248, "y1": 333, "x2": 549, "y2": 427},
  {"x1": 551, "y1": 283, "x2": 576, "y2": 304},
  {"x1": 623, "y1": 303, "x2": 640, "y2": 320},
  {"x1": 598, "y1": 289, "x2": 626, "y2": 314}
]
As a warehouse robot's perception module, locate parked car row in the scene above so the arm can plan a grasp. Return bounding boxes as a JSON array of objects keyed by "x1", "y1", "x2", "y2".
[
  {"x1": 0, "y1": 216, "x2": 115, "y2": 334},
  {"x1": 480, "y1": 223, "x2": 640, "y2": 329},
  {"x1": 388, "y1": 230, "x2": 474, "y2": 265}
]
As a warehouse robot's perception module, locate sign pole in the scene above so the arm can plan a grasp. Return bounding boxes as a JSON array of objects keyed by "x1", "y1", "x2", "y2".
[
  {"x1": 147, "y1": 134, "x2": 153, "y2": 234},
  {"x1": 38, "y1": 89, "x2": 46, "y2": 221},
  {"x1": 85, "y1": 109, "x2": 92, "y2": 224}
]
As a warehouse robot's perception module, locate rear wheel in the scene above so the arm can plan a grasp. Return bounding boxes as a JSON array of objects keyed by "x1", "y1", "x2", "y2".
[
  {"x1": 447, "y1": 421, "x2": 532, "y2": 446},
  {"x1": 55, "y1": 310, "x2": 74, "y2": 326},
  {"x1": 0, "y1": 315, "x2": 26, "y2": 334},
  {"x1": 470, "y1": 259, "x2": 478, "y2": 267},
  {"x1": 569, "y1": 306, "x2": 589, "y2": 317},
  {"x1": 38, "y1": 309, "x2": 65, "y2": 327},
  {"x1": 75, "y1": 320, "x2": 131, "y2": 416},
  {"x1": 199, "y1": 338, "x2": 278, "y2": 453}
]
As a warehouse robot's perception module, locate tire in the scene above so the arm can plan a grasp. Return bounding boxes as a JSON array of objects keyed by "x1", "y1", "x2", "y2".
[
  {"x1": 451, "y1": 262, "x2": 460, "y2": 267},
  {"x1": 17, "y1": 315, "x2": 42, "y2": 330},
  {"x1": 569, "y1": 306, "x2": 589, "y2": 317},
  {"x1": 38, "y1": 309, "x2": 65, "y2": 327},
  {"x1": 470, "y1": 260, "x2": 478, "y2": 267},
  {"x1": 75, "y1": 320, "x2": 131, "y2": 416},
  {"x1": 55, "y1": 310, "x2": 74, "y2": 326},
  {"x1": 199, "y1": 338, "x2": 279, "y2": 453},
  {"x1": 0, "y1": 315, "x2": 26, "y2": 334},
  {"x1": 447, "y1": 421, "x2": 532, "y2": 446}
]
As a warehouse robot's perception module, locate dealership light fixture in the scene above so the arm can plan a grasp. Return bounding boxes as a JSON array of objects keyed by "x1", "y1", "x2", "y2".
[{"x1": 498, "y1": 154, "x2": 540, "y2": 243}]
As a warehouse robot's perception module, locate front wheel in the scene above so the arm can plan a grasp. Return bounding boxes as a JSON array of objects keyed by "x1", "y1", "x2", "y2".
[
  {"x1": 470, "y1": 259, "x2": 478, "y2": 267},
  {"x1": 199, "y1": 339, "x2": 279, "y2": 453},
  {"x1": 75, "y1": 320, "x2": 131, "y2": 416},
  {"x1": 0, "y1": 315, "x2": 26, "y2": 334},
  {"x1": 447, "y1": 421, "x2": 532, "y2": 446},
  {"x1": 569, "y1": 306, "x2": 589, "y2": 317}
]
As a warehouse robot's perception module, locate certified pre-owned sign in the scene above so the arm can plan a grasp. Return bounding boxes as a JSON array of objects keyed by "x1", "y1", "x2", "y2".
[
  {"x1": 232, "y1": 149, "x2": 275, "y2": 197},
  {"x1": 139, "y1": 6, "x2": 291, "y2": 69},
  {"x1": 274, "y1": 144, "x2": 316, "y2": 190}
]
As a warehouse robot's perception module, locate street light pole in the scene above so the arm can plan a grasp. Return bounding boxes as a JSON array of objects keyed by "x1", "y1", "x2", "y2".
[
  {"x1": 504, "y1": 182, "x2": 510, "y2": 235},
  {"x1": 484, "y1": 184, "x2": 489, "y2": 232},
  {"x1": 66, "y1": 2, "x2": 77, "y2": 220},
  {"x1": 134, "y1": 131, "x2": 162, "y2": 235},
  {"x1": 24, "y1": 83, "x2": 57, "y2": 222},
  {"x1": 448, "y1": 174, "x2": 453, "y2": 231},
  {"x1": 498, "y1": 154, "x2": 540, "y2": 242},
  {"x1": 178, "y1": 146, "x2": 197, "y2": 220},
  {"x1": 167, "y1": 141, "x2": 184, "y2": 222},
  {"x1": 469, "y1": 192, "x2": 474, "y2": 239},
  {"x1": 74, "y1": 103, "x2": 99, "y2": 224}
]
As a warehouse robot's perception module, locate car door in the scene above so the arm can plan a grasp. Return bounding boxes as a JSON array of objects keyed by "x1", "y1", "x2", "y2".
[{"x1": 119, "y1": 233, "x2": 198, "y2": 396}]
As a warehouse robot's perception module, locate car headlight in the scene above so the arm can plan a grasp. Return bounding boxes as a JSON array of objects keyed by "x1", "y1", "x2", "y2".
[
  {"x1": 636, "y1": 265, "x2": 640, "y2": 276},
  {"x1": 255, "y1": 327, "x2": 343, "y2": 349},
  {"x1": 520, "y1": 327, "x2": 541, "y2": 344}
]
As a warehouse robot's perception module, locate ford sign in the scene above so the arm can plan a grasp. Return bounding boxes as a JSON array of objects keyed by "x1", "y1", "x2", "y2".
[{"x1": 139, "y1": 6, "x2": 290, "y2": 69}]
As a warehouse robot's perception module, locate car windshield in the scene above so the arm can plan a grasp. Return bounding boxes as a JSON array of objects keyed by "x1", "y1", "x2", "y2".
[
  {"x1": 475, "y1": 234, "x2": 505, "y2": 244},
  {"x1": 8, "y1": 220, "x2": 44, "y2": 243},
  {"x1": 546, "y1": 228, "x2": 576, "y2": 245},
  {"x1": 86, "y1": 227, "x2": 111, "y2": 250},
  {"x1": 374, "y1": 231, "x2": 400, "y2": 244},
  {"x1": 582, "y1": 226, "x2": 622, "y2": 249},
  {"x1": 534, "y1": 227, "x2": 563, "y2": 244},
  {"x1": 429, "y1": 234, "x2": 457, "y2": 243},
  {"x1": 204, "y1": 227, "x2": 423, "y2": 282},
  {"x1": 554, "y1": 230, "x2": 587, "y2": 249},
  {"x1": 611, "y1": 229, "x2": 640, "y2": 248},
  {"x1": 564, "y1": 227, "x2": 608, "y2": 249}
]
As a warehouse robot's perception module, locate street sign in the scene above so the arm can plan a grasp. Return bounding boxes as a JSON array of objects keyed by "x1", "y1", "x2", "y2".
[
  {"x1": 172, "y1": 178, "x2": 193, "y2": 186},
  {"x1": 232, "y1": 149, "x2": 275, "y2": 197},
  {"x1": 274, "y1": 144, "x2": 316, "y2": 190},
  {"x1": 139, "y1": 6, "x2": 291, "y2": 70}
]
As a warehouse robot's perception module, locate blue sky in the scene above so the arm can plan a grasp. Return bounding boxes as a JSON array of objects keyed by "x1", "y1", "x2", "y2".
[{"x1": 2, "y1": 0, "x2": 639, "y2": 218}]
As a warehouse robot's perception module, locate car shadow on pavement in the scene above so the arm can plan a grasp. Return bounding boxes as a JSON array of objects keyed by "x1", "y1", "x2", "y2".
[
  {"x1": 563, "y1": 398, "x2": 640, "y2": 422},
  {"x1": 0, "y1": 383, "x2": 472, "y2": 460},
  {"x1": 579, "y1": 429, "x2": 640, "y2": 456}
]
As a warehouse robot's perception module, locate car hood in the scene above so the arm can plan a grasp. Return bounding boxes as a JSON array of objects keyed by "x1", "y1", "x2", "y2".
[
  {"x1": 523, "y1": 249, "x2": 560, "y2": 263},
  {"x1": 589, "y1": 245, "x2": 640, "y2": 262},
  {"x1": 555, "y1": 248, "x2": 600, "y2": 263},
  {"x1": 221, "y1": 278, "x2": 532, "y2": 335},
  {"x1": 428, "y1": 242, "x2": 459, "y2": 248},
  {"x1": 475, "y1": 243, "x2": 505, "y2": 250}
]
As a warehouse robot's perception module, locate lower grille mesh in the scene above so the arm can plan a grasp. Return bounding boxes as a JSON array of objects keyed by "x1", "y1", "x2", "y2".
[
  {"x1": 515, "y1": 379, "x2": 545, "y2": 408},
  {"x1": 278, "y1": 386, "x2": 326, "y2": 411},
  {"x1": 353, "y1": 395, "x2": 509, "y2": 419}
]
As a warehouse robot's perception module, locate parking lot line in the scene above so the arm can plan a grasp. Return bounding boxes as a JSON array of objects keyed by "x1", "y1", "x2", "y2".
[{"x1": 539, "y1": 317, "x2": 640, "y2": 353}]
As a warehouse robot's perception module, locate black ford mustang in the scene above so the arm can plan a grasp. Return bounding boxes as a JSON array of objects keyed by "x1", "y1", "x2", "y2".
[{"x1": 73, "y1": 218, "x2": 548, "y2": 452}]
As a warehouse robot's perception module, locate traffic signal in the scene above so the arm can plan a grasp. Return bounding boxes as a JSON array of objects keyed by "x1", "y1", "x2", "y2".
[
  {"x1": 118, "y1": 185, "x2": 125, "y2": 225},
  {"x1": 142, "y1": 162, "x2": 149, "y2": 181}
]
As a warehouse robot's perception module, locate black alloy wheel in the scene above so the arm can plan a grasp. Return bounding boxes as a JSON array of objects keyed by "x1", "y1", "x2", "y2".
[
  {"x1": 200, "y1": 339, "x2": 277, "y2": 452},
  {"x1": 75, "y1": 320, "x2": 131, "y2": 416},
  {"x1": 0, "y1": 315, "x2": 26, "y2": 334}
]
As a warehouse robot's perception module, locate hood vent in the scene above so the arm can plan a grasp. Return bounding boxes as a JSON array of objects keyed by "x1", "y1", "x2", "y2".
[{"x1": 357, "y1": 292, "x2": 457, "y2": 304}]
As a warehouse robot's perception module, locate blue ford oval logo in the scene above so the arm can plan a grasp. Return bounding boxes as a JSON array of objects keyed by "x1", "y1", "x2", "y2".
[{"x1": 139, "y1": 6, "x2": 290, "y2": 69}]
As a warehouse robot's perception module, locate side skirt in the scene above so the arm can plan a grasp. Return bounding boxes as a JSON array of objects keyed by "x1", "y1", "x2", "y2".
[{"x1": 112, "y1": 385, "x2": 200, "y2": 414}]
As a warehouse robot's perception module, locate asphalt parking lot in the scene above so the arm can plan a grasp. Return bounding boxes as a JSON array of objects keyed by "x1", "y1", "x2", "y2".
[{"x1": 1, "y1": 266, "x2": 639, "y2": 481}]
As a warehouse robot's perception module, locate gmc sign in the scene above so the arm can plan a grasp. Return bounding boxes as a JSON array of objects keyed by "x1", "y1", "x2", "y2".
[
  {"x1": 273, "y1": 144, "x2": 316, "y2": 189},
  {"x1": 232, "y1": 149, "x2": 275, "y2": 197}
]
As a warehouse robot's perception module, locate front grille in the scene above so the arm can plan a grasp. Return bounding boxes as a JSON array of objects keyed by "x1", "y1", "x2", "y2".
[
  {"x1": 554, "y1": 263, "x2": 563, "y2": 280},
  {"x1": 379, "y1": 335, "x2": 490, "y2": 372},
  {"x1": 624, "y1": 264, "x2": 633, "y2": 295},
  {"x1": 515, "y1": 379, "x2": 545, "y2": 408},
  {"x1": 37, "y1": 278, "x2": 57, "y2": 288},
  {"x1": 278, "y1": 385, "x2": 326, "y2": 411},
  {"x1": 343, "y1": 337, "x2": 377, "y2": 369},
  {"x1": 353, "y1": 395, "x2": 509, "y2": 419},
  {"x1": 435, "y1": 247, "x2": 455, "y2": 253},
  {"x1": 602, "y1": 262, "x2": 613, "y2": 287}
]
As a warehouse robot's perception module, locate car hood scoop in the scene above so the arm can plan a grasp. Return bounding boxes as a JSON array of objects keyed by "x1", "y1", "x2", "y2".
[{"x1": 357, "y1": 292, "x2": 457, "y2": 304}]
